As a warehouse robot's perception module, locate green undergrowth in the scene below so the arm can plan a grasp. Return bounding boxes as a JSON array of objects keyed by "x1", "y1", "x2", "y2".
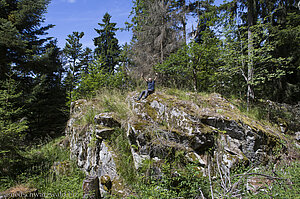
[
  {"x1": 163, "y1": 87, "x2": 196, "y2": 101},
  {"x1": 162, "y1": 87, "x2": 210, "y2": 102},
  {"x1": 248, "y1": 161, "x2": 300, "y2": 198},
  {"x1": 0, "y1": 136, "x2": 85, "y2": 198},
  {"x1": 131, "y1": 161, "x2": 210, "y2": 199},
  {"x1": 105, "y1": 127, "x2": 212, "y2": 198},
  {"x1": 108, "y1": 128, "x2": 138, "y2": 189},
  {"x1": 213, "y1": 160, "x2": 300, "y2": 198},
  {"x1": 82, "y1": 108, "x2": 97, "y2": 125},
  {"x1": 228, "y1": 96, "x2": 294, "y2": 128},
  {"x1": 74, "y1": 89, "x2": 133, "y2": 127},
  {"x1": 77, "y1": 87, "x2": 295, "y2": 132}
]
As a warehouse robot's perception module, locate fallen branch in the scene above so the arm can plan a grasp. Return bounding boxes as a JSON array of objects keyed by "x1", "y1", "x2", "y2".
[
  {"x1": 198, "y1": 187, "x2": 206, "y2": 199},
  {"x1": 216, "y1": 155, "x2": 226, "y2": 193},
  {"x1": 233, "y1": 172, "x2": 286, "y2": 180},
  {"x1": 208, "y1": 164, "x2": 214, "y2": 199},
  {"x1": 225, "y1": 166, "x2": 254, "y2": 196}
]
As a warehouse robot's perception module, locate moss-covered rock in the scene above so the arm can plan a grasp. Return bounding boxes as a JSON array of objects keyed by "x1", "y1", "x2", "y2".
[
  {"x1": 66, "y1": 90, "x2": 290, "y2": 197},
  {"x1": 100, "y1": 175, "x2": 112, "y2": 192},
  {"x1": 126, "y1": 91, "x2": 286, "y2": 171}
]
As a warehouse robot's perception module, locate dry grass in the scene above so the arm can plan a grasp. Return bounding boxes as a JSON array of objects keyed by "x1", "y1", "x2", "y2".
[
  {"x1": 1, "y1": 184, "x2": 37, "y2": 195},
  {"x1": 94, "y1": 89, "x2": 133, "y2": 121}
]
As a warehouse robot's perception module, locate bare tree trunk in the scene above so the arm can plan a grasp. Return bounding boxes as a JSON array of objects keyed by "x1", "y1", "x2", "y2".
[
  {"x1": 247, "y1": 0, "x2": 254, "y2": 112},
  {"x1": 161, "y1": 38, "x2": 164, "y2": 63},
  {"x1": 182, "y1": 0, "x2": 187, "y2": 44},
  {"x1": 182, "y1": 17, "x2": 186, "y2": 44},
  {"x1": 193, "y1": 64, "x2": 197, "y2": 92},
  {"x1": 70, "y1": 59, "x2": 76, "y2": 101}
]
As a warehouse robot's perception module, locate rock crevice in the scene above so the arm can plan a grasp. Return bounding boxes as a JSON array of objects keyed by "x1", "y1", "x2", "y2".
[{"x1": 66, "y1": 92, "x2": 284, "y2": 196}]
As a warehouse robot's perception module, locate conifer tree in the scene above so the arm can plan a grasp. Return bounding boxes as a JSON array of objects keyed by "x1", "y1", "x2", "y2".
[
  {"x1": 93, "y1": 12, "x2": 120, "y2": 74},
  {"x1": 170, "y1": 0, "x2": 188, "y2": 43},
  {"x1": 130, "y1": 0, "x2": 181, "y2": 74},
  {"x1": 63, "y1": 31, "x2": 85, "y2": 101},
  {"x1": 0, "y1": 0, "x2": 69, "y2": 139},
  {"x1": 81, "y1": 47, "x2": 93, "y2": 74},
  {"x1": 0, "y1": 0, "x2": 53, "y2": 80},
  {"x1": 28, "y1": 40, "x2": 68, "y2": 137},
  {"x1": 219, "y1": 0, "x2": 299, "y2": 104},
  {"x1": 0, "y1": 77, "x2": 28, "y2": 176}
]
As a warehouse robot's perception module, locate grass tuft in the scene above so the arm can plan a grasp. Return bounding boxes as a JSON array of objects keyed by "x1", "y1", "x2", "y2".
[{"x1": 94, "y1": 89, "x2": 133, "y2": 121}]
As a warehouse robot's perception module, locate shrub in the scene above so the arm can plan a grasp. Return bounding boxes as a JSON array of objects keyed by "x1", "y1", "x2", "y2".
[
  {"x1": 0, "y1": 137, "x2": 85, "y2": 198},
  {"x1": 134, "y1": 162, "x2": 210, "y2": 198}
]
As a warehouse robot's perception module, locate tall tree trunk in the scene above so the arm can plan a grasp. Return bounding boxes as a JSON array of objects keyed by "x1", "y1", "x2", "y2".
[
  {"x1": 182, "y1": 0, "x2": 187, "y2": 44},
  {"x1": 161, "y1": 39, "x2": 164, "y2": 63},
  {"x1": 181, "y1": 0, "x2": 187, "y2": 44},
  {"x1": 0, "y1": 49, "x2": 8, "y2": 80},
  {"x1": 70, "y1": 59, "x2": 76, "y2": 101},
  {"x1": 193, "y1": 64, "x2": 197, "y2": 92},
  {"x1": 247, "y1": 0, "x2": 254, "y2": 112}
]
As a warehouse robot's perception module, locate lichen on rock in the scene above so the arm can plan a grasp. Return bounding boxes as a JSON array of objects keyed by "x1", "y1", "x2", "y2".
[{"x1": 66, "y1": 90, "x2": 287, "y2": 197}]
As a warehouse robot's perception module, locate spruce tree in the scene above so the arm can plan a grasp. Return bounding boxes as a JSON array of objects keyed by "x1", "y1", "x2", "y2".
[
  {"x1": 81, "y1": 47, "x2": 93, "y2": 74},
  {"x1": 130, "y1": 0, "x2": 181, "y2": 74},
  {"x1": 93, "y1": 12, "x2": 120, "y2": 74},
  {"x1": 0, "y1": 0, "x2": 68, "y2": 139},
  {"x1": 218, "y1": 0, "x2": 299, "y2": 104},
  {"x1": 0, "y1": 0, "x2": 53, "y2": 80},
  {"x1": 28, "y1": 40, "x2": 68, "y2": 138},
  {"x1": 63, "y1": 31, "x2": 85, "y2": 101},
  {"x1": 0, "y1": 77, "x2": 28, "y2": 176}
]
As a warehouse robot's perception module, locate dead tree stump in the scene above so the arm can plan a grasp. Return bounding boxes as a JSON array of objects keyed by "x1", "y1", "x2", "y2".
[{"x1": 82, "y1": 176, "x2": 101, "y2": 199}]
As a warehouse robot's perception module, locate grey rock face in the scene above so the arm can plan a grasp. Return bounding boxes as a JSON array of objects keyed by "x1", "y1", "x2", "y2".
[
  {"x1": 296, "y1": 131, "x2": 300, "y2": 141},
  {"x1": 94, "y1": 113, "x2": 121, "y2": 128},
  {"x1": 66, "y1": 111, "x2": 120, "y2": 196},
  {"x1": 66, "y1": 91, "x2": 283, "y2": 196},
  {"x1": 98, "y1": 142, "x2": 118, "y2": 180},
  {"x1": 126, "y1": 92, "x2": 281, "y2": 171}
]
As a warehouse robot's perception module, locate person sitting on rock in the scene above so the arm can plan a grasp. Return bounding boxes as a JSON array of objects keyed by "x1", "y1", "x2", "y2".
[{"x1": 137, "y1": 73, "x2": 158, "y2": 100}]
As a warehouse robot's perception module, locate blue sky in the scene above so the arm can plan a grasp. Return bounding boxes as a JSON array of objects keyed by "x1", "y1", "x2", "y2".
[
  {"x1": 43, "y1": 0, "x2": 224, "y2": 50},
  {"x1": 43, "y1": 0, "x2": 134, "y2": 49}
]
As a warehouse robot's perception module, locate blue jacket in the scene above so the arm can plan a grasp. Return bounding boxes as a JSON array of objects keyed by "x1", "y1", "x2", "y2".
[{"x1": 147, "y1": 80, "x2": 155, "y2": 91}]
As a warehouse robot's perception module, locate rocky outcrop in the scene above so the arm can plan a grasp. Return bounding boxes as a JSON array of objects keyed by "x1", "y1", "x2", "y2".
[
  {"x1": 66, "y1": 91, "x2": 285, "y2": 196},
  {"x1": 126, "y1": 92, "x2": 282, "y2": 173},
  {"x1": 66, "y1": 101, "x2": 121, "y2": 197}
]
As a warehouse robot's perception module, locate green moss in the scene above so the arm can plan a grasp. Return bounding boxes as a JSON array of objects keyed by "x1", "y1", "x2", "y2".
[
  {"x1": 218, "y1": 130, "x2": 227, "y2": 134},
  {"x1": 132, "y1": 121, "x2": 149, "y2": 131},
  {"x1": 100, "y1": 175, "x2": 112, "y2": 192},
  {"x1": 107, "y1": 128, "x2": 137, "y2": 186},
  {"x1": 110, "y1": 178, "x2": 128, "y2": 198},
  {"x1": 87, "y1": 130, "x2": 98, "y2": 148},
  {"x1": 186, "y1": 152, "x2": 198, "y2": 162},
  {"x1": 144, "y1": 102, "x2": 158, "y2": 120},
  {"x1": 231, "y1": 157, "x2": 250, "y2": 174},
  {"x1": 78, "y1": 124, "x2": 89, "y2": 136},
  {"x1": 201, "y1": 124, "x2": 215, "y2": 134}
]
